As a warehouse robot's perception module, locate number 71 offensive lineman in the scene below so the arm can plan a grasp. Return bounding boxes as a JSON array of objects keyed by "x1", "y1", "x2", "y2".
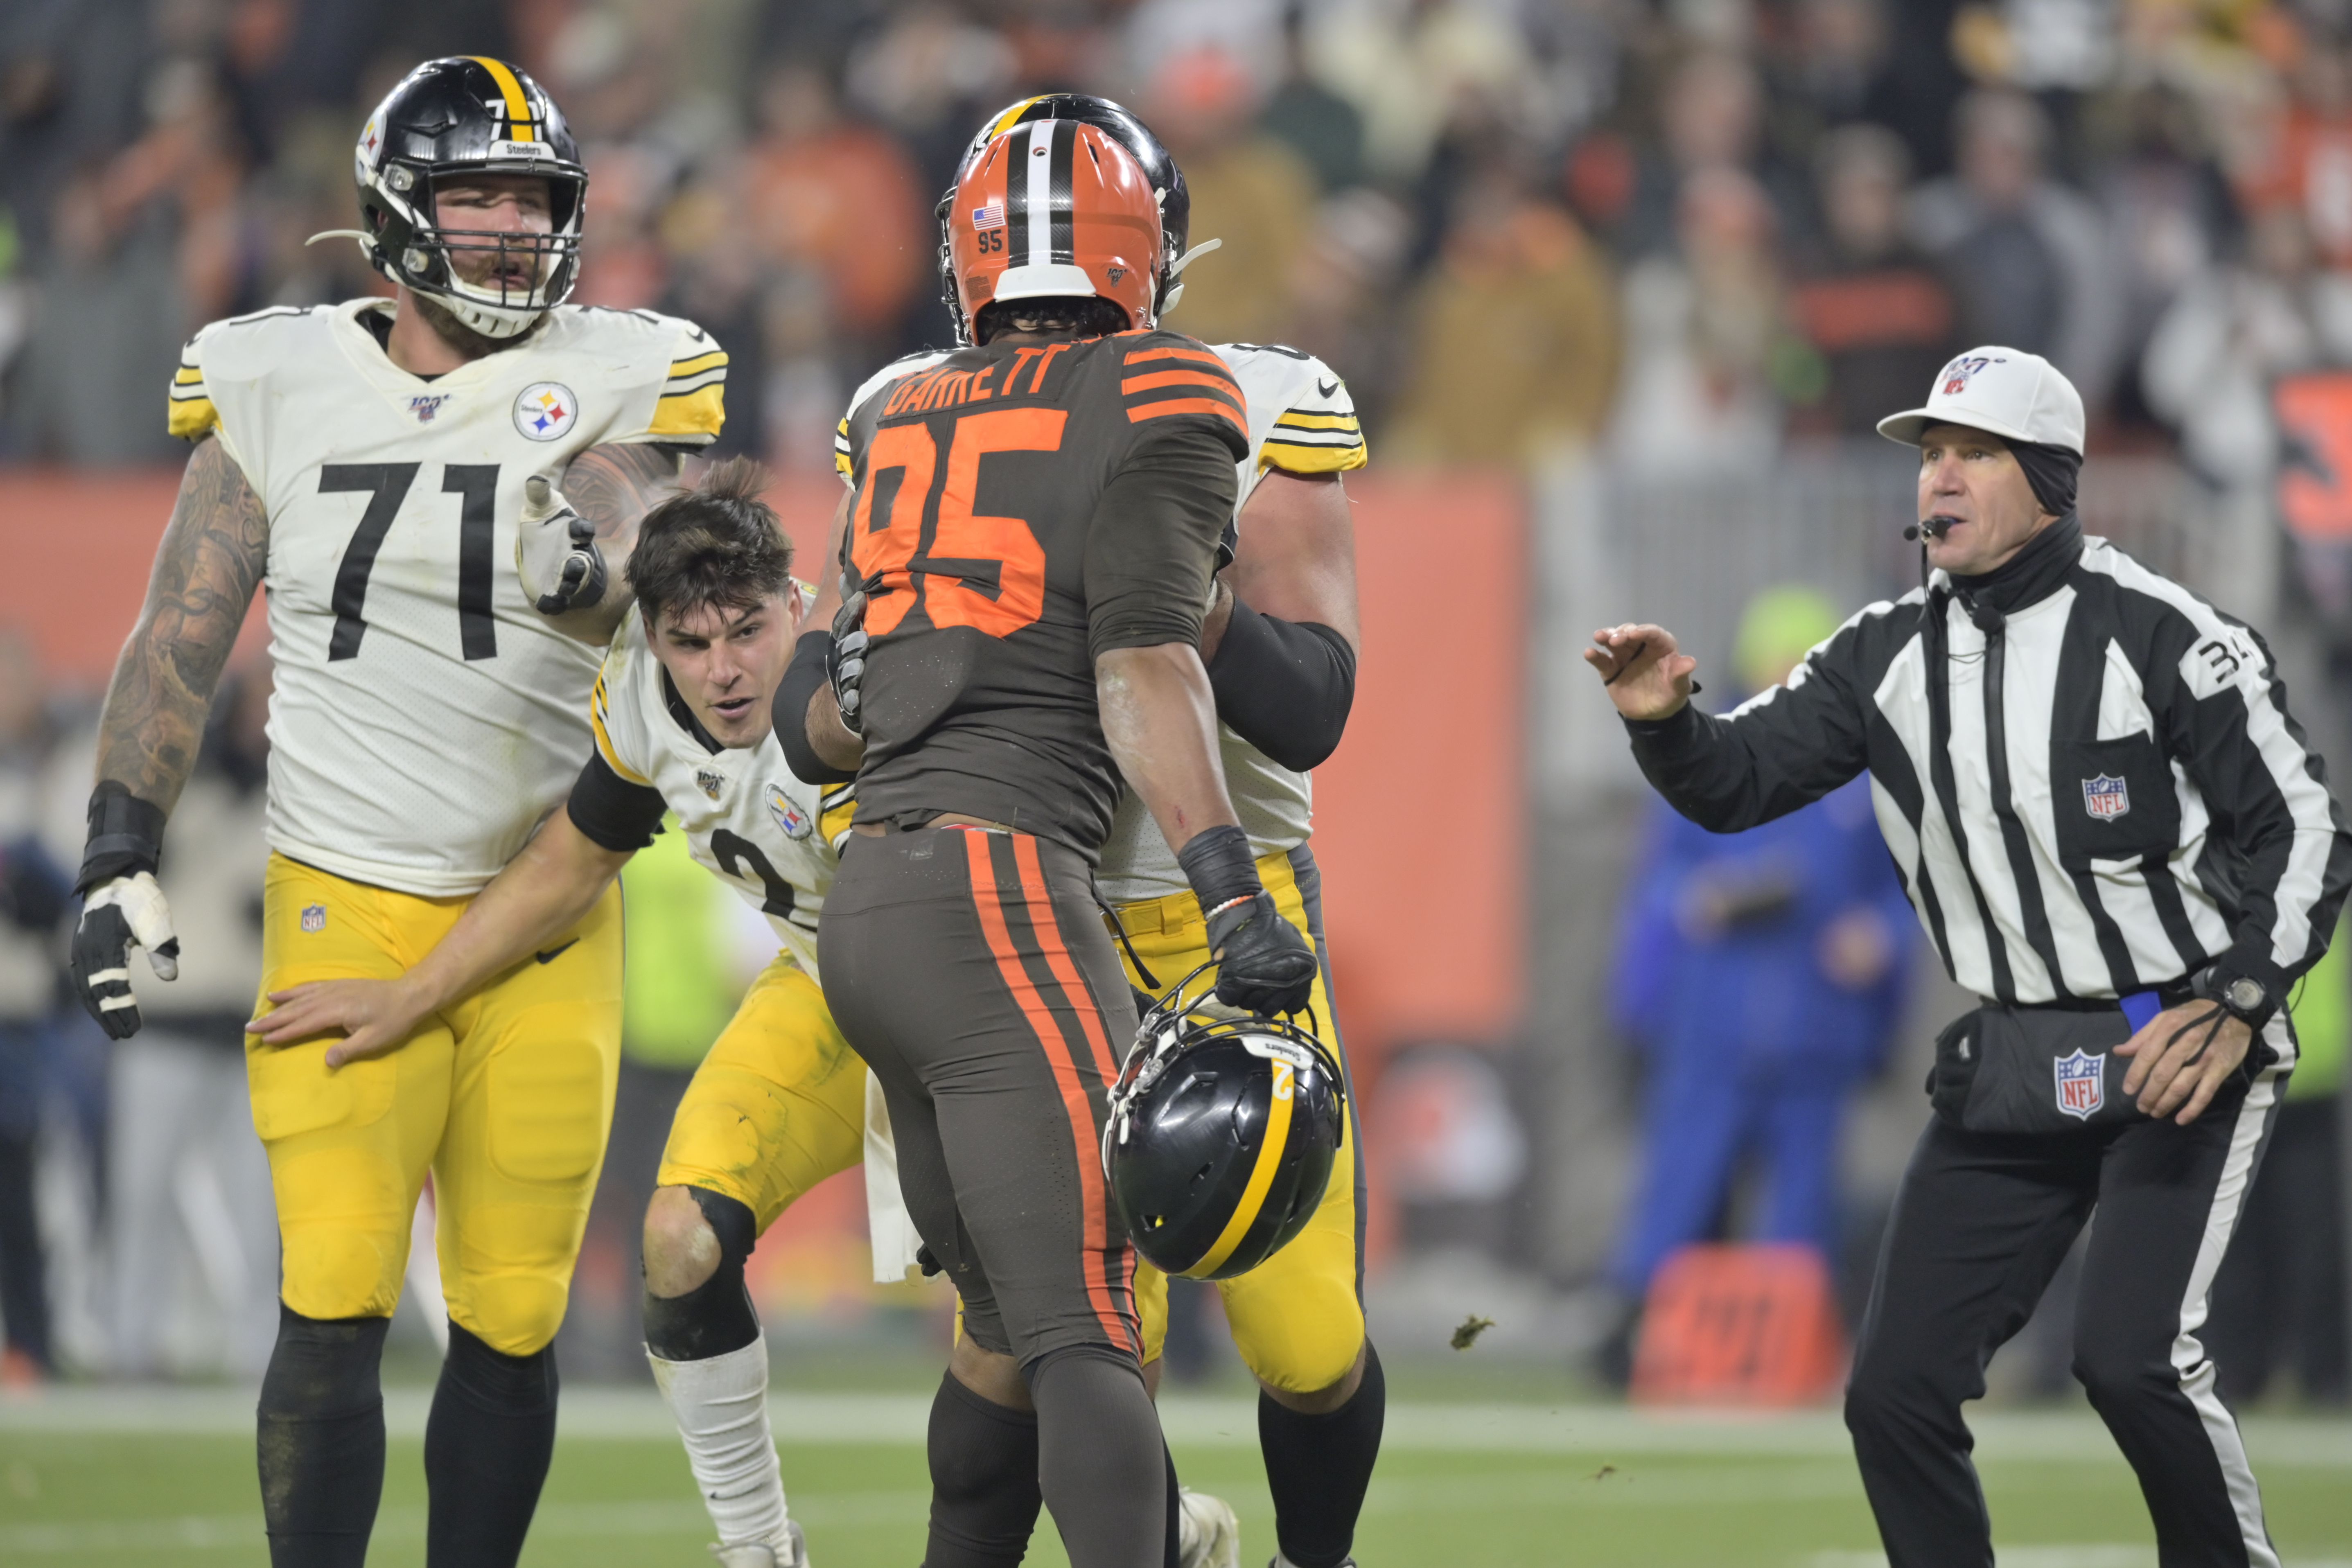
[
  {"x1": 68, "y1": 57, "x2": 723, "y2": 1568},
  {"x1": 802, "y1": 122, "x2": 1319, "y2": 1568},
  {"x1": 253, "y1": 460, "x2": 869, "y2": 1568}
]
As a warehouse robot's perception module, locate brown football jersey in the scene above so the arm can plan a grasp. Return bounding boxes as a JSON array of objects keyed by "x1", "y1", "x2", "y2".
[{"x1": 840, "y1": 328, "x2": 1249, "y2": 856}]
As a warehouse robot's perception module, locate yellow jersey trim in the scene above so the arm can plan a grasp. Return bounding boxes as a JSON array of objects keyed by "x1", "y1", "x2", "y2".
[
  {"x1": 648, "y1": 382, "x2": 725, "y2": 443},
  {"x1": 1259, "y1": 440, "x2": 1368, "y2": 477},
  {"x1": 1273, "y1": 412, "x2": 1359, "y2": 432},
  {"x1": 468, "y1": 56, "x2": 534, "y2": 142},
  {"x1": 589, "y1": 675, "x2": 652, "y2": 785},
  {"x1": 819, "y1": 784, "x2": 858, "y2": 850},
  {"x1": 668, "y1": 350, "x2": 728, "y2": 379},
  {"x1": 168, "y1": 395, "x2": 219, "y2": 442}
]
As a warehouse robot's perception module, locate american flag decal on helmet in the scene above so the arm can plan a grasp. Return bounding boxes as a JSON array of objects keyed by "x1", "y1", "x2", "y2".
[{"x1": 972, "y1": 203, "x2": 1005, "y2": 230}]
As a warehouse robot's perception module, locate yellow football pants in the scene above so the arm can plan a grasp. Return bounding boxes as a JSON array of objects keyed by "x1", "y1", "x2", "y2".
[
  {"x1": 246, "y1": 853, "x2": 623, "y2": 1356},
  {"x1": 656, "y1": 954, "x2": 868, "y2": 1230},
  {"x1": 1117, "y1": 847, "x2": 1366, "y2": 1395}
]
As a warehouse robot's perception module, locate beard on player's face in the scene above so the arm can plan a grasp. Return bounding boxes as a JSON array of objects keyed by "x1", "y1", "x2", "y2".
[{"x1": 406, "y1": 291, "x2": 530, "y2": 359}]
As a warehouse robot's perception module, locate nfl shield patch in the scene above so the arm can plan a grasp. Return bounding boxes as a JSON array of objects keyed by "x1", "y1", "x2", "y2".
[
  {"x1": 2054, "y1": 1048, "x2": 2104, "y2": 1120},
  {"x1": 300, "y1": 903, "x2": 327, "y2": 934},
  {"x1": 2082, "y1": 774, "x2": 2130, "y2": 821}
]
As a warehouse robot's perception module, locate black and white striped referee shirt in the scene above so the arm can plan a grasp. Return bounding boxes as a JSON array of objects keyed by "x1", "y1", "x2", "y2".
[{"x1": 1626, "y1": 516, "x2": 2352, "y2": 1014}]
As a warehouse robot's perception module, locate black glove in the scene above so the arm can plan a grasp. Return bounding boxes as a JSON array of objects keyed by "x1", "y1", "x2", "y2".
[
  {"x1": 1177, "y1": 824, "x2": 1316, "y2": 1016},
  {"x1": 1205, "y1": 891, "x2": 1317, "y2": 1016},
  {"x1": 828, "y1": 587, "x2": 868, "y2": 735},
  {"x1": 71, "y1": 783, "x2": 177, "y2": 1039}
]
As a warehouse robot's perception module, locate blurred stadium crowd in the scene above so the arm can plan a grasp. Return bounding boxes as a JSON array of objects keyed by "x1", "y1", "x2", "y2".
[{"x1": 4, "y1": 0, "x2": 2352, "y2": 1401}]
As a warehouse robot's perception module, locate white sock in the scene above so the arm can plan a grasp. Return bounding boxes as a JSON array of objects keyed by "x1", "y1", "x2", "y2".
[{"x1": 649, "y1": 1334, "x2": 793, "y2": 1551}]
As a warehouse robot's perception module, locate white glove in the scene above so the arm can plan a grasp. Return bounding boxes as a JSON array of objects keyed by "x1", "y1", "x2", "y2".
[
  {"x1": 71, "y1": 872, "x2": 178, "y2": 1039},
  {"x1": 516, "y1": 474, "x2": 608, "y2": 614}
]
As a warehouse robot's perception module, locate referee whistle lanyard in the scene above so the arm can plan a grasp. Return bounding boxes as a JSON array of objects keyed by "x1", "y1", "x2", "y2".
[{"x1": 1920, "y1": 514, "x2": 2086, "y2": 1008}]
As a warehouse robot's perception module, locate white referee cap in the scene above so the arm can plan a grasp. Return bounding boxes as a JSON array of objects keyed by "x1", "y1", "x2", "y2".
[{"x1": 1876, "y1": 347, "x2": 2085, "y2": 456}]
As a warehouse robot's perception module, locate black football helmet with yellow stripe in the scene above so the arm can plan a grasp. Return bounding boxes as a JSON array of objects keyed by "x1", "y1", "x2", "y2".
[
  {"x1": 334, "y1": 56, "x2": 588, "y2": 340},
  {"x1": 1104, "y1": 964, "x2": 1346, "y2": 1281},
  {"x1": 940, "y1": 92, "x2": 1217, "y2": 346}
]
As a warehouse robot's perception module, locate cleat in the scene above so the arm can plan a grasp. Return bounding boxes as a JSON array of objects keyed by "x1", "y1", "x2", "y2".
[
  {"x1": 710, "y1": 1521, "x2": 808, "y2": 1568},
  {"x1": 1177, "y1": 1486, "x2": 1240, "y2": 1568}
]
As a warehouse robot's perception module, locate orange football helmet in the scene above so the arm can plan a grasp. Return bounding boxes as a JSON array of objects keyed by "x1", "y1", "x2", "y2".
[{"x1": 947, "y1": 118, "x2": 1162, "y2": 340}]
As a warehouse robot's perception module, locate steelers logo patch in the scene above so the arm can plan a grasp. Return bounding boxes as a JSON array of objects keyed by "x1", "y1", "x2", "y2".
[
  {"x1": 513, "y1": 382, "x2": 578, "y2": 441},
  {"x1": 766, "y1": 783, "x2": 813, "y2": 841}
]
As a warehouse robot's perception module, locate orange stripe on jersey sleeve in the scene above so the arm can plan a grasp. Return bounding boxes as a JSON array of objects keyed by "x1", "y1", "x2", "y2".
[
  {"x1": 1126, "y1": 397, "x2": 1248, "y2": 435},
  {"x1": 1120, "y1": 369, "x2": 1242, "y2": 397},
  {"x1": 1123, "y1": 344, "x2": 1228, "y2": 369}
]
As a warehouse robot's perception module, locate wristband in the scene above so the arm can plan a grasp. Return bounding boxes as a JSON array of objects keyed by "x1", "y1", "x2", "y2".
[
  {"x1": 77, "y1": 781, "x2": 166, "y2": 895},
  {"x1": 1176, "y1": 824, "x2": 1261, "y2": 916}
]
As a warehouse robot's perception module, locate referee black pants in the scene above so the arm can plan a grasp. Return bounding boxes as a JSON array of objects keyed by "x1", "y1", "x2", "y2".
[{"x1": 1846, "y1": 1054, "x2": 2288, "y2": 1568}]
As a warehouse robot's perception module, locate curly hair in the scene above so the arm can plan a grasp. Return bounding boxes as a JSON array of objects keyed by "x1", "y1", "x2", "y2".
[
  {"x1": 628, "y1": 456, "x2": 795, "y2": 629},
  {"x1": 974, "y1": 294, "x2": 1131, "y2": 344}
]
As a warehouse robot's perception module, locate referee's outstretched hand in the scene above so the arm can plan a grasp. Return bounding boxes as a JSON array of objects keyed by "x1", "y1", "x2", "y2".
[
  {"x1": 1584, "y1": 623, "x2": 1698, "y2": 722},
  {"x1": 2116, "y1": 1000, "x2": 2252, "y2": 1125}
]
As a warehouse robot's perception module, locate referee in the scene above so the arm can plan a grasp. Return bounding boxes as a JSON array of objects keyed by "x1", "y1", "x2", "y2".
[{"x1": 1587, "y1": 347, "x2": 2352, "y2": 1568}]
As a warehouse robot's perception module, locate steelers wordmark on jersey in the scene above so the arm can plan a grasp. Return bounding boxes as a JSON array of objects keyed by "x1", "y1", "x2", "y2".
[
  {"x1": 589, "y1": 600, "x2": 851, "y2": 979},
  {"x1": 170, "y1": 299, "x2": 725, "y2": 896}
]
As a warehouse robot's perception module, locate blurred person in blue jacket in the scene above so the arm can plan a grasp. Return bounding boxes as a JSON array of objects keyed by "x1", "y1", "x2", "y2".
[{"x1": 1597, "y1": 587, "x2": 1916, "y2": 1381}]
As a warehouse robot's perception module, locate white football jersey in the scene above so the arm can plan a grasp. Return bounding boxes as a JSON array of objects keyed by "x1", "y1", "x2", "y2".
[
  {"x1": 831, "y1": 340, "x2": 1365, "y2": 903},
  {"x1": 589, "y1": 603, "x2": 851, "y2": 979},
  {"x1": 170, "y1": 298, "x2": 726, "y2": 896}
]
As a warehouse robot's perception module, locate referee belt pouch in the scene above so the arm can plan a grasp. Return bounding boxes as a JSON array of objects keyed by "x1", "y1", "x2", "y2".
[{"x1": 1928, "y1": 1004, "x2": 2149, "y2": 1134}]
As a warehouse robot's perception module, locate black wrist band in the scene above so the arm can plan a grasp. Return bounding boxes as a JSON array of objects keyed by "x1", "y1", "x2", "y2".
[
  {"x1": 77, "y1": 781, "x2": 166, "y2": 894},
  {"x1": 1176, "y1": 824, "x2": 1261, "y2": 916}
]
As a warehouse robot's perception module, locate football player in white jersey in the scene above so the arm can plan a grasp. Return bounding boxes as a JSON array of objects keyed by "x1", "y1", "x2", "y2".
[
  {"x1": 788, "y1": 95, "x2": 1372, "y2": 1568},
  {"x1": 252, "y1": 461, "x2": 885, "y2": 1568},
  {"x1": 67, "y1": 57, "x2": 724, "y2": 1568}
]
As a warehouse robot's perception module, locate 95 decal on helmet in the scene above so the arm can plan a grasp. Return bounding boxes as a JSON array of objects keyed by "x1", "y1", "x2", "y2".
[{"x1": 1103, "y1": 963, "x2": 1348, "y2": 1281}]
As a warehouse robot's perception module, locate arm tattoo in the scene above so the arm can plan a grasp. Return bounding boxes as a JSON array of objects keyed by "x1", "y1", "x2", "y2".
[{"x1": 94, "y1": 437, "x2": 269, "y2": 812}]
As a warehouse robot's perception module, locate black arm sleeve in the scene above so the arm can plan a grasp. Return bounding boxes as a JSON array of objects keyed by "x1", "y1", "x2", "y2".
[
  {"x1": 774, "y1": 629, "x2": 857, "y2": 786},
  {"x1": 565, "y1": 750, "x2": 670, "y2": 853},
  {"x1": 1208, "y1": 596, "x2": 1357, "y2": 772},
  {"x1": 1085, "y1": 423, "x2": 1238, "y2": 660},
  {"x1": 1622, "y1": 629, "x2": 1872, "y2": 833}
]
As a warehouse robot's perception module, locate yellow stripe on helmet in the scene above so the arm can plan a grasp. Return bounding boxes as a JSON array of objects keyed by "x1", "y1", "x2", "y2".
[
  {"x1": 469, "y1": 56, "x2": 535, "y2": 142},
  {"x1": 1182, "y1": 1058, "x2": 1296, "y2": 1279},
  {"x1": 987, "y1": 97, "x2": 1043, "y2": 143}
]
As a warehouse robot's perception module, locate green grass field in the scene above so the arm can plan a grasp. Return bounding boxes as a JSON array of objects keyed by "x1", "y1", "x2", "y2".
[{"x1": 4, "y1": 1365, "x2": 2350, "y2": 1567}]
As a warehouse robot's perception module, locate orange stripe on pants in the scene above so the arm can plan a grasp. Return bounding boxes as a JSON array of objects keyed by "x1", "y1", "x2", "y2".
[{"x1": 961, "y1": 831, "x2": 1136, "y2": 1355}]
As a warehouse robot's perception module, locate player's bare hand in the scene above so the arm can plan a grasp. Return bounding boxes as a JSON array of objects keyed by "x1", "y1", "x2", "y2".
[
  {"x1": 248, "y1": 977, "x2": 433, "y2": 1068},
  {"x1": 1583, "y1": 624, "x2": 1697, "y2": 721},
  {"x1": 2116, "y1": 1001, "x2": 2250, "y2": 1124}
]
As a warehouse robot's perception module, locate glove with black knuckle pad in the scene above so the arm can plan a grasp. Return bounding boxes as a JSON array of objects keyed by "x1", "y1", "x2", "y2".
[
  {"x1": 516, "y1": 473, "x2": 608, "y2": 615},
  {"x1": 1178, "y1": 824, "x2": 1317, "y2": 1017},
  {"x1": 828, "y1": 582, "x2": 868, "y2": 735},
  {"x1": 71, "y1": 781, "x2": 179, "y2": 1040}
]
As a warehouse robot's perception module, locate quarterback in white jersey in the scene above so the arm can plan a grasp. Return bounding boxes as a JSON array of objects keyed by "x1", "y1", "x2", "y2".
[
  {"x1": 70, "y1": 57, "x2": 722, "y2": 1568},
  {"x1": 795, "y1": 93, "x2": 1375, "y2": 1568},
  {"x1": 258, "y1": 462, "x2": 890, "y2": 1568}
]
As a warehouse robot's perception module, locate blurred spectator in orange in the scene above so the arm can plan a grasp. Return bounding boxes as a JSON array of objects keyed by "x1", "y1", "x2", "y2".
[
  {"x1": 1789, "y1": 125, "x2": 1959, "y2": 437},
  {"x1": 1909, "y1": 88, "x2": 2126, "y2": 417},
  {"x1": 2238, "y1": 39, "x2": 2352, "y2": 267},
  {"x1": 741, "y1": 60, "x2": 926, "y2": 362},
  {"x1": 1148, "y1": 45, "x2": 1318, "y2": 350},
  {"x1": 1257, "y1": 4, "x2": 1366, "y2": 193},
  {"x1": 1609, "y1": 165, "x2": 1794, "y2": 478},
  {"x1": 1387, "y1": 169, "x2": 1618, "y2": 468}
]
